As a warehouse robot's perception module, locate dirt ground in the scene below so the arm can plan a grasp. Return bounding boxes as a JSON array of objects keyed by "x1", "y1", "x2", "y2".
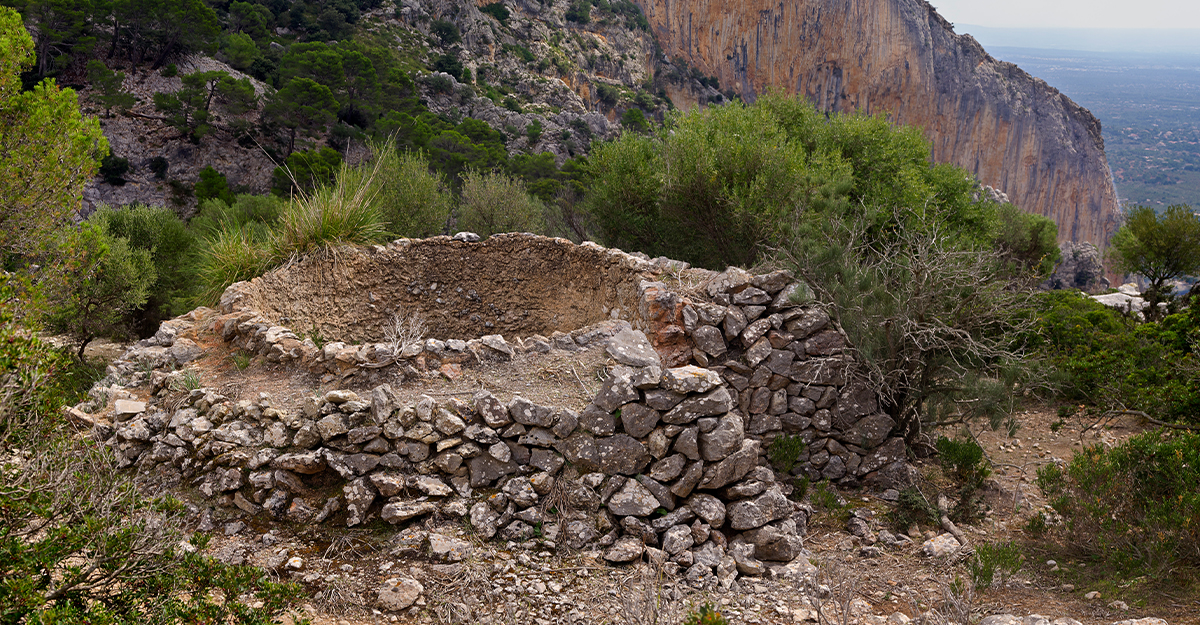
[{"x1": 105, "y1": 329, "x2": 1200, "y2": 625}]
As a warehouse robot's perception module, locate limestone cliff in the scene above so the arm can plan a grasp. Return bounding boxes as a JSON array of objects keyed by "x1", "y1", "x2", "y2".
[{"x1": 633, "y1": 0, "x2": 1121, "y2": 248}]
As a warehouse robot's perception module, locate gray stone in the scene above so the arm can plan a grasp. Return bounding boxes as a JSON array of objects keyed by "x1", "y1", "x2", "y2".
[
  {"x1": 785, "y1": 309, "x2": 829, "y2": 338},
  {"x1": 733, "y1": 286, "x2": 771, "y2": 306},
  {"x1": 822, "y1": 455, "x2": 847, "y2": 480},
  {"x1": 370, "y1": 384, "x2": 397, "y2": 422},
  {"x1": 922, "y1": 533, "x2": 962, "y2": 557},
  {"x1": 622, "y1": 516, "x2": 658, "y2": 545},
  {"x1": 316, "y1": 414, "x2": 348, "y2": 440},
  {"x1": 645, "y1": 388, "x2": 686, "y2": 411},
  {"x1": 741, "y1": 522, "x2": 805, "y2": 561},
  {"x1": 604, "y1": 536, "x2": 645, "y2": 563},
  {"x1": 475, "y1": 391, "x2": 511, "y2": 428},
  {"x1": 595, "y1": 434, "x2": 650, "y2": 475},
  {"x1": 620, "y1": 403, "x2": 660, "y2": 438},
  {"x1": 503, "y1": 476, "x2": 539, "y2": 508},
  {"x1": 858, "y1": 437, "x2": 908, "y2": 475},
  {"x1": 651, "y1": 507, "x2": 697, "y2": 533},
  {"x1": 699, "y1": 412, "x2": 744, "y2": 462},
  {"x1": 606, "y1": 329, "x2": 662, "y2": 367},
  {"x1": 649, "y1": 454, "x2": 688, "y2": 482},
  {"x1": 727, "y1": 487, "x2": 792, "y2": 530},
  {"x1": 530, "y1": 448, "x2": 565, "y2": 474},
  {"x1": 744, "y1": 337, "x2": 773, "y2": 370},
  {"x1": 805, "y1": 330, "x2": 845, "y2": 356},
  {"x1": 863, "y1": 460, "x2": 919, "y2": 491},
  {"x1": 468, "y1": 454, "x2": 517, "y2": 487},
  {"x1": 508, "y1": 396, "x2": 555, "y2": 427},
  {"x1": 414, "y1": 475, "x2": 452, "y2": 497},
  {"x1": 687, "y1": 493, "x2": 727, "y2": 527},
  {"x1": 433, "y1": 409, "x2": 465, "y2": 435},
  {"x1": 555, "y1": 432, "x2": 599, "y2": 472},
  {"x1": 607, "y1": 478, "x2": 660, "y2": 516},
  {"x1": 469, "y1": 502, "x2": 499, "y2": 538},
  {"x1": 692, "y1": 325, "x2": 727, "y2": 357},
  {"x1": 369, "y1": 473, "x2": 406, "y2": 497},
  {"x1": 637, "y1": 474, "x2": 676, "y2": 510},
  {"x1": 578, "y1": 404, "x2": 615, "y2": 436},
  {"x1": 663, "y1": 387, "x2": 734, "y2": 425},
  {"x1": 551, "y1": 409, "x2": 578, "y2": 438},
  {"x1": 271, "y1": 451, "x2": 325, "y2": 474},
  {"x1": 661, "y1": 366, "x2": 722, "y2": 394},
  {"x1": 706, "y1": 267, "x2": 754, "y2": 298},
  {"x1": 723, "y1": 306, "x2": 748, "y2": 340},
  {"x1": 518, "y1": 427, "x2": 557, "y2": 447},
  {"x1": 464, "y1": 424, "x2": 499, "y2": 444},
  {"x1": 840, "y1": 414, "x2": 895, "y2": 450},
  {"x1": 377, "y1": 577, "x2": 423, "y2": 611},
  {"x1": 488, "y1": 441, "x2": 512, "y2": 463},
  {"x1": 674, "y1": 426, "x2": 700, "y2": 460},
  {"x1": 662, "y1": 524, "x2": 695, "y2": 555},
  {"x1": 630, "y1": 365, "x2": 663, "y2": 389},
  {"x1": 699, "y1": 440, "x2": 761, "y2": 490},
  {"x1": 730, "y1": 541, "x2": 766, "y2": 575},
  {"x1": 594, "y1": 366, "x2": 642, "y2": 412},
  {"x1": 671, "y1": 460, "x2": 705, "y2": 498},
  {"x1": 344, "y1": 477, "x2": 377, "y2": 526},
  {"x1": 564, "y1": 519, "x2": 600, "y2": 549},
  {"x1": 380, "y1": 500, "x2": 438, "y2": 523}
]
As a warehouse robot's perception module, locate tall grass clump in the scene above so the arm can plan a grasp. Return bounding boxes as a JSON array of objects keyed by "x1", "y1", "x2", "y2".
[
  {"x1": 457, "y1": 168, "x2": 546, "y2": 237},
  {"x1": 271, "y1": 160, "x2": 386, "y2": 258},
  {"x1": 197, "y1": 225, "x2": 275, "y2": 304},
  {"x1": 365, "y1": 140, "x2": 452, "y2": 238}
]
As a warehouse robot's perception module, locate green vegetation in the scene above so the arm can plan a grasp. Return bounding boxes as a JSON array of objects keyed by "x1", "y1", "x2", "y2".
[
  {"x1": 1036, "y1": 430, "x2": 1200, "y2": 574},
  {"x1": 1110, "y1": 204, "x2": 1200, "y2": 315},
  {"x1": 767, "y1": 434, "x2": 807, "y2": 474},
  {"x1": 682, "y1": 603, "x2": 728, "y2": 625},
  {"x1": 457, "y1": 169, "x2": 546, "y2": 237},
  {"x1": 968, "y1": 541, "x2": 1024, "y2": 590},
  {"x1": 1033, "y1": 290, "x2": 1200, "y2": 426}
]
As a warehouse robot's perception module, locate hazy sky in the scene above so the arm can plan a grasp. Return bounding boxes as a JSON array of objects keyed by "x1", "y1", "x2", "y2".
[{"x1": 930, "y1": 0, "x2": 1200, "y2": 29}]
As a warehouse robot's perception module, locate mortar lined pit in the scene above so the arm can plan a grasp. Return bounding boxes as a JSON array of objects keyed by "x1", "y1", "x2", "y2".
[{"x1": 244, "y1": 234, "x2": 655, "y2": 344}]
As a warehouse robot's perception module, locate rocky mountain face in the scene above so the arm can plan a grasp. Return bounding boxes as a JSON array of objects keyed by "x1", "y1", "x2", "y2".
[{"x1": 632, "y1": 0, "x2": 1122, "y2": 249}]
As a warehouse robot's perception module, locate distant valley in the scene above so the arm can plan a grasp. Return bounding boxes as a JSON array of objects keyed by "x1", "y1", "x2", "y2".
[{"x1": 961, "y1": 26, "x2": 1200, "y2": 209}]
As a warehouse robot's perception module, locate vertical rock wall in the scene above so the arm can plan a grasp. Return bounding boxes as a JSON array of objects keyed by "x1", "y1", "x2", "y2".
[{"x1": 634, "y1": 0, "x2": 1121, "y2": 249}]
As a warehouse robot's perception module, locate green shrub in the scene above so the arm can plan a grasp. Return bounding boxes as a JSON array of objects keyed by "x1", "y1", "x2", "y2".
[
  {"x1": 968, "y1": 541, "x2": 1024, "y2": 590},
  {"x1": 93, "y1": 204, "x2": 202, "y2": 324},
  {"x1": 1035, "y1": 430, "x2": 1200, "y2": 572},
  {"x1": 99, "y1": 153, "x2": 130, "y2": 185},
  {"x1": 935, "y1": 436, "x2": 991, "y2": 522},
  {"x1": 682, "y1": 603, "x2": 728, "y2": 625},
  {"x1": 1032, "y1": 290, "x2": 1200, "y2": 425},
  {"x1": 430, "y1": 19, "x2": 461, "y2": 46},
  {"x1": 190, "y1": 194, "x2": 285, "y2": 240},
  {"x1": 620, "y1": 107, "x2": 648, "y2": 132},
  {"x1": 457, "y1": 169, "x2": 545, "y2": 237},
  {"x1": 768, "y1": 434, "x2": 806, "y2": 473},
  {"x1": 43, "y1": 223, "x2": 155, "y2": 358},
  {"x1": 480, "y1": 2, "x2": 510, "y2": 24},
  {"x1": 149, "y1": 156, "x2": 169, "y2": 179},
  {"x1": 564, "y1": 0, "x2": 590, "y2": 24},
  {"x1": 363, "y1": 143, "x2": 451, "y2": 238},
  {"x1": 272, "y1": 146, "x2": 343, "y2": 197},
  {"x1": 194, "y1": 165, "x2": 235, "y2": 205}
]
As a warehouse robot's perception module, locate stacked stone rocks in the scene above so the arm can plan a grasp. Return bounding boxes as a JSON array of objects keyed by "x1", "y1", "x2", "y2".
[{"x1": 87, "y1": 237, "x2": 922, "y2": 589}]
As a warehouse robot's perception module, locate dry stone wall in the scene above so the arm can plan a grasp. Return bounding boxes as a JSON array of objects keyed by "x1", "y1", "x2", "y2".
[{"x1": 87, "y1": 235, "x2": 914, "y2": 589}]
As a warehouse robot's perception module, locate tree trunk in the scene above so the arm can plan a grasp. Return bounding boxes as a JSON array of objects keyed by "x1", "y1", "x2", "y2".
[{"x1": 76, "y1": 336, "x2": 93, "y2": 361}]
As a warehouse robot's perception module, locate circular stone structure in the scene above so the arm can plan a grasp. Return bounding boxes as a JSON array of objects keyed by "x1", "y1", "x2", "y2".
[{"x1": 234, "y1": 234, "x2": 657, "y2": 344}]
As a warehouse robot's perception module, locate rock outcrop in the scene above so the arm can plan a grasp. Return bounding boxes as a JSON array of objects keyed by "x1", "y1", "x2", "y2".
[{"x1": 633, "y1": 0, "x2": 1121, "y2": 250}]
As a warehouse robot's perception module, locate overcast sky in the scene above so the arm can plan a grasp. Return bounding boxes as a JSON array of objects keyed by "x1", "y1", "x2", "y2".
[{"x1": 930, "y1": 0, "x2": 1200, "y2": 29}]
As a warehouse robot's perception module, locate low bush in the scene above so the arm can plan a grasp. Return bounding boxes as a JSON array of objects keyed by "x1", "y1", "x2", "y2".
[
  {"x1": 457, "y1": 169, "x2": 545, "y2": 237},
  {"x1": 1032, "y1": 290, "x2": 1200, "y2": 426},
  {"x1": 94, "y1": 204, "x2": 202, "y2": 328},
  {"x1": 362, "y1": 142, "x2": 451, "y2": 238},
  {"x1": 968, "y1": 541, "x2": 1024, "y2": 590},
  {"x1": 1036, "y1": 429, "x2": 1200, "y2": 572}
]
